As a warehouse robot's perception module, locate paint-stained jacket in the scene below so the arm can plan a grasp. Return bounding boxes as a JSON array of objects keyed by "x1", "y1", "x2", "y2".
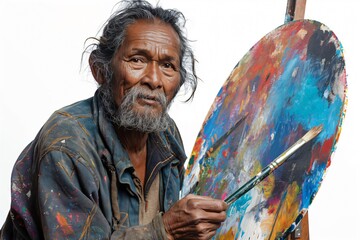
[{"x1": 0, "y1": 90, "x2": 187, "y2": 239}]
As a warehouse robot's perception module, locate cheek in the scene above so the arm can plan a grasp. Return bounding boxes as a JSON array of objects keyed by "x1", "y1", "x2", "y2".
[
  {"x1": 112, "y1": 64, "x2": 141, "y2": 105},
  {"x1": 111, "y1": 80, "x2": 125, "y2": 108},
  {"x1": 121, "y1": 64, "x2": 144, "y2": 85}
]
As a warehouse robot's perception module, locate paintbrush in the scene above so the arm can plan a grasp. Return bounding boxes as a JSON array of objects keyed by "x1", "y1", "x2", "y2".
[
  {"x1": 187, "y1": 114, "x2": 248, "y2": 195},
  {"x1": 206, "y1": 114, "x2": 248, "y2": 157},
  {"x1": 224, "y1": 125, "x2": 323, "y2": 205}
]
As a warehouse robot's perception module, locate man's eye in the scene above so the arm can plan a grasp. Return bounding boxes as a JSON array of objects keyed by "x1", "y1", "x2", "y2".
[
  {"x1": 163, "y1": 62, "x2": 176, "y2": 70},
  {"x1": 125, "y1": 57, "x2": 146, "y2": 68},
  {"x1": 130, "y1": 58, "x2": 142, "y2": 63}
]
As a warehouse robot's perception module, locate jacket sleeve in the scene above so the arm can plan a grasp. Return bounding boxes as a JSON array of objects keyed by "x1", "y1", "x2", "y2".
[{"x1": 36, "y1": 150, "x2": 112, "y2": 239}]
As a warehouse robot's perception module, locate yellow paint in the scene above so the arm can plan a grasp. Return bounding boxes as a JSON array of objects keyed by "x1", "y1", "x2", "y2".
[
  {"x1": 268, "y1": 182, "x2": 300, "y2": 239},
  {"x1": 261, "y1": 172, "x2": 275, "y2": 199}
]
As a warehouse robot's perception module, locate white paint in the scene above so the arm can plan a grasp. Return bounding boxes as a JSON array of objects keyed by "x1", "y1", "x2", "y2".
[{"x1": 1, "y1": 0, "x2": 359, "y2": 239}]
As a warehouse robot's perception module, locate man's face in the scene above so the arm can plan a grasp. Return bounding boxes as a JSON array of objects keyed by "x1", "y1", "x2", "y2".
[{"x1": 110, "y1": 19, "x2": 181, "y2": 128}]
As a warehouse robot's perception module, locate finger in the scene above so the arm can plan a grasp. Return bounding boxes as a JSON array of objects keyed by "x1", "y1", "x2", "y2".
[
  {"x1": 186, "y1": 194, "x2": 218, "y2": 201},
  {"x1": 172, "y1": 222, "x2": 222, "y2": 239},
  {"x1": 194, "y1": 210, "x2": 227, "y2": 223},
  {"x1": 187, "y1": 197, "x2": 228, "y2": 212},
  {"x1": 195, "y1": 222, "x2": 222, "y2": 239},
  {"x1": 205, "y1": 229, "x2": 218, "y2": 240}
]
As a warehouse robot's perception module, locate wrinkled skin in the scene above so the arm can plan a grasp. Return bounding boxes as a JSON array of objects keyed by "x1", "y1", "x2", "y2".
[{"x1": 163, "y1": 194, "x2": 228, "y2": 240}]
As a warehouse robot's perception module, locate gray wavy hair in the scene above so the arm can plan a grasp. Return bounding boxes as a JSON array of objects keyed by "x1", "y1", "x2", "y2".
[{"x1": 88, "y1": 0, "x2": 198, "y2": 101}]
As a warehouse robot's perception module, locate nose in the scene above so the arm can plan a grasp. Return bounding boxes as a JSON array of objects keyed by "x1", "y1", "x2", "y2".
[{"x1": 142, "y1": 61, "x2": 163, "y2": 90}]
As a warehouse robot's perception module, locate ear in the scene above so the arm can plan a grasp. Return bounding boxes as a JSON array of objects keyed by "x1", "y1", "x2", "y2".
[{"x1": 89, "y1": 52, "x2": 106, "y2": 85}]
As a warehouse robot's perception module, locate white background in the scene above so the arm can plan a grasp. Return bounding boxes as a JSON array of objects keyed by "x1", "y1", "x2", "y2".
[{"x1": 0, "y1": 0, "x2": 359, "y2": 239}]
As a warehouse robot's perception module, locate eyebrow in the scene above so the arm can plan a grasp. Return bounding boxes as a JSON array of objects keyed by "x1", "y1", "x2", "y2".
[{"x1": 130, "y1": 48, "x2": 180, "y2": 63}]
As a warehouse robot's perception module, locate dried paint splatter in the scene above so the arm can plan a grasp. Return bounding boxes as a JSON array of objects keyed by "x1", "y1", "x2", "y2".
[{"x1": 56, "y1": 212, "x2": 74, "y2": 235}]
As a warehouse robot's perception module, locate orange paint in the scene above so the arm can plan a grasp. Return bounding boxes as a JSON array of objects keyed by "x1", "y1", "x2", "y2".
[
  {"x1": 219, "y1": 227, "x2": 235, "y2": 240},
  {"x1": 56, "y1": 212, "x2": 74, "y2": 235}
]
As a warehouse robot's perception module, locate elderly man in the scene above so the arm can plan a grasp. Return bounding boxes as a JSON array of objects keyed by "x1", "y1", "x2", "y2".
[{"x1": 0, "y1": 0, "x2": 227, "y2": 239}]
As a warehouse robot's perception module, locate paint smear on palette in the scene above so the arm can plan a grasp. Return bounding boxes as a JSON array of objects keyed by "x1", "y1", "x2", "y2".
[{"x1": 182, "y1": 20, "x2": 346, "y2": 239}]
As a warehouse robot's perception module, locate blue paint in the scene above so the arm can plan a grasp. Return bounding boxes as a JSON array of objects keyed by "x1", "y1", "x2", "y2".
[
  {"x1": 300, "y1": 162, "x2": 327, "y2": 209},
  {"x1": 287, "y1": 67, "x2": 343, "y2": 142}
]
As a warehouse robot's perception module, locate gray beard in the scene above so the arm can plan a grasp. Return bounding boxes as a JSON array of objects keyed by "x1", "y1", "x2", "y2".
[{"x1": 99, "y1": 83, "x2": 171, "y2": 133}]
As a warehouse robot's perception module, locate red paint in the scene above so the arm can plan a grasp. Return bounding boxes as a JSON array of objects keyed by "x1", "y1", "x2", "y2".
[{"x1": 307, "y1": 136, "x2": 335, "y2": 173}]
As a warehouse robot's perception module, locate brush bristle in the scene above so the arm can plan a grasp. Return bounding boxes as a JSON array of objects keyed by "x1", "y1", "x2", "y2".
[{"x1": 302, "y1": 125, "x2": 323, "y2": 142}]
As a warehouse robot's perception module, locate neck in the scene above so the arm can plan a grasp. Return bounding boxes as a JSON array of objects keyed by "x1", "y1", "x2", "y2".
[
  {"x1": 116, "y1": 127, "x2": 148, "y2": 153},
  {"x1": 116, "y1": 127, "x2": 148, "y2": 185}
]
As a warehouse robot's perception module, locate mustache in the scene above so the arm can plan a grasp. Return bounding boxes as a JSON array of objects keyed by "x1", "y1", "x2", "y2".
[
  {"x1": 124, "y1": 86, "x2": 168, "y2": 108},
  {"x1": 98, "y1": 83, "x2": 171, "y2": 132}
]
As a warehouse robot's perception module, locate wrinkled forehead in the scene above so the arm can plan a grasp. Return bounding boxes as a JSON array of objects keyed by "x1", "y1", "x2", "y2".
[{"x1": 123, "y1": 18, "x2": 181, "y2": 51}]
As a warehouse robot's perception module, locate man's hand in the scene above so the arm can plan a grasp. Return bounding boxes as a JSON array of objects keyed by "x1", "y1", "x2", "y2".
[{"x1": 162, "y1": 194, "x2": 228, "y2": 240}]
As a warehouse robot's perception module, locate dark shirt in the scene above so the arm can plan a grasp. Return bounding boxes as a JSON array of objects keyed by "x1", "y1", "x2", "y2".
[{"x1": 1, "y1": 90, "x2": 187, "y2": 239}]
